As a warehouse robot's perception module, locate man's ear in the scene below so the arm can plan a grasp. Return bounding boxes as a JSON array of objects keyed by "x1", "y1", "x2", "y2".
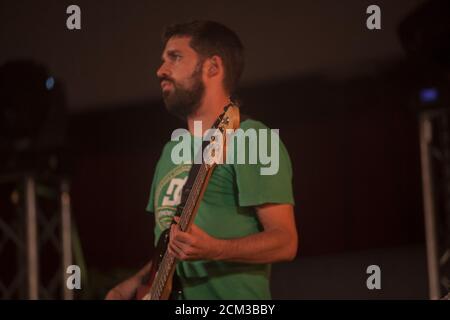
[{"x1": 207, "y1": 56, "x2": 222, "y2": 77}]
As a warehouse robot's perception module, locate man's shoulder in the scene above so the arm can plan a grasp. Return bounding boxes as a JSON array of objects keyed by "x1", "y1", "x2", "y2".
[
  {"x1": 239, "y1": 118, "x2": 270, "y2": 130},
  {"x1": 153, "y1": 139, "x2": 184, "y2": 168}
]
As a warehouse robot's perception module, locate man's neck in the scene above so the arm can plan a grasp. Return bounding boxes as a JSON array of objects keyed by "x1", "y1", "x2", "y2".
[{"x1": 187, "y1": 89, "x2": 229, "y2": 136}]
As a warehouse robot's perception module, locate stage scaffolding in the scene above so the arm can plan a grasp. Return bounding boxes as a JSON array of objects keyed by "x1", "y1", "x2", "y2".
[
  {"x1": 0, "y1": 173, "x2": 73, "y2": 299},
  {"x1": 419, "y1": 109, "x2": 450, "y2": 300}
]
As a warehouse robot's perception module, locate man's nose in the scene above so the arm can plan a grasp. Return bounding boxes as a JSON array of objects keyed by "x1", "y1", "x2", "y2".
[{"x1": 156, "y1": 63, "x2": 170, "y2": 79}]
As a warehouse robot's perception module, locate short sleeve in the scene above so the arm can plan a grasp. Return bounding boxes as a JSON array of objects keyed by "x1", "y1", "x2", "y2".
[
  {"x1": 145, "y1": 151, "x2": 165, "y2": 214},
  {"x1": 233, "y1": 121, "x2": 295, "y2": 207}
]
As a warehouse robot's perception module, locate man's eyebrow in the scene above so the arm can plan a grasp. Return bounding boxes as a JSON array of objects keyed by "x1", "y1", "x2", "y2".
[{"x1": 161, "y1": 49, "x2": 182, "y2": 61}]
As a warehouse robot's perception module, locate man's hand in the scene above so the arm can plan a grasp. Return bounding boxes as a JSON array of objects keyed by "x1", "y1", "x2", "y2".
[{"x1": 168, "y1": 216, "x2": 222, "y2": 261}]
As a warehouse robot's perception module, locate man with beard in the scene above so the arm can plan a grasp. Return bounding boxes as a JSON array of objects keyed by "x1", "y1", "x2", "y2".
[{"x1": 106, "y1": 20, "x2": 297, "y2": 300}]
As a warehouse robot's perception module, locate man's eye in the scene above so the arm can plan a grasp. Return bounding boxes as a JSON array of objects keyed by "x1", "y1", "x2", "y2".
[{"x1": 169, "y1": 54, "x2": 180, "y2": 60}]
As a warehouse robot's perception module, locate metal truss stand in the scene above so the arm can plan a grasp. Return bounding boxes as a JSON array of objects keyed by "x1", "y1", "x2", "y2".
[
  {"x1": 419, "y1": 110, "x2": 450, "y2": 299},
  {"x1": 0, "y1": 173, "x2": 73, "y2": 299}
]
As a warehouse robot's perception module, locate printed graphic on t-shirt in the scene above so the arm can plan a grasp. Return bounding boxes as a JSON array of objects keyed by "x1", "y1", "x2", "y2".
[{"x1": 154, "y1": 164, "x2": 190, "y2": 230}]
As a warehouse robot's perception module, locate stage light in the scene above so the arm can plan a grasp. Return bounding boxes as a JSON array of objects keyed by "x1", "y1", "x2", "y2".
[
  {"x1": 45, "y1": 77, "x2": 55, "y2": 90},
  {"x1": 420, "y1": 88, "x2": 439, "y2": 103},
  {"x1": 0, "y1": 60, "x2": 67, "y2": 174}
]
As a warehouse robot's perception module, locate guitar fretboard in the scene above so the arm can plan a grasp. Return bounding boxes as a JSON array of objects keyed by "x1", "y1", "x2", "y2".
[{"x1": 147, "y1": 162, "x2": 212, "y2": 300}]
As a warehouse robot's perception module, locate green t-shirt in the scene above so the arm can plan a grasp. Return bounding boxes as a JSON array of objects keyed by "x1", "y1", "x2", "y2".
[{"x1": 146, "y1": 119, "x2": 294, "y2": 299}]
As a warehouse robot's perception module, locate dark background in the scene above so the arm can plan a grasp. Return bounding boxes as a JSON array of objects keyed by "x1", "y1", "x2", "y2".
[{"x1": 2, "y1": 0, "x2": 448, "y2": 299}]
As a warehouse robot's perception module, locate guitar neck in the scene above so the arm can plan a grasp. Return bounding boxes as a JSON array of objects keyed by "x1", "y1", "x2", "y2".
[
  {"x1": 149, "y1": 162, "x2": 216, "y2": 300},
  {"x1": 144, "y1": 102, "x2": 240, "y2": 300},
  {"x1": 178, "y1": 162, "x2": 216, "y2": 231}
]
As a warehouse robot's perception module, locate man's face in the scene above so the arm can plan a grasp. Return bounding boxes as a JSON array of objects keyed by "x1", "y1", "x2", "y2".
[{"x1": 157, "y1": 36, "x2": 205, "y2": 119}]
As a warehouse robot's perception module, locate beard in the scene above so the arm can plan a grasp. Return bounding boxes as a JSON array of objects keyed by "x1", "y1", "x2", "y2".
[{"x1": 161, "y1": 63, "x2": 204, "y2": 120}]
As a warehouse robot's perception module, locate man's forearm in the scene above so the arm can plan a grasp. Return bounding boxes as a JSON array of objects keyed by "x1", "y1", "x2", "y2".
[
  {"x1": 121, "y1": 261, "x2": 152, "y2": 288},
  {"x1": 213, "y1": 229, "x2": 297, "y2": 264},
  {"x1": 106, "y1": 261, "x2": 153, "y2": 300},
  {"x1": 134, "y1": 260, "x2": 152, "y2": 283}
]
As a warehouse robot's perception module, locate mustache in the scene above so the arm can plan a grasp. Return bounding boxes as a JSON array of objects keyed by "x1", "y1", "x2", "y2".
[{"x1": 159, "y1": 76, "x2": 175, "y2": 84}]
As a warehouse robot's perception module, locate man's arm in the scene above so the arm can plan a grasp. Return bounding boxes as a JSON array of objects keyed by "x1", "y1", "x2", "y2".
[
  {"x1": 168, "y1": 203, "x2": 298, "y2": 263},
  {"x1": 105, "y1": 260, "x2": 152, "y2": 300}
]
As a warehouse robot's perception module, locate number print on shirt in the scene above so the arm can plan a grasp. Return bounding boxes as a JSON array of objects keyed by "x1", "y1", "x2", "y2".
[{"x1": 162, "y1": 177, "x2": 188, "y2": 206}]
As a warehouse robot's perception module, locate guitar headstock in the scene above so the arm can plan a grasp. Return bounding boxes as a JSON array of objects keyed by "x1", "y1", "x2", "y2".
[
  {"x1": 217, "y1": 101, "x2": 240, "y2": 132},
  {"x1": 203, "y1": 100, "x2": 240, "y2": 166}
]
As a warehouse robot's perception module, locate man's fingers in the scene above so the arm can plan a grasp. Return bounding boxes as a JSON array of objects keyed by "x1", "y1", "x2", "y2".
[
  {"x1": 168, "y1": 242, "x2": 182, "y2": 259},
  {"x1": 171, "y1": 236, "x2": 192, "y2": 255},
  {"x1": 168, "y1": 216, "x2": 203, "y2": 261},
  {"x1": 172, "y1": 228, "x2": 194, "y2": 245},
  {"x1": 169, "y1": 241, "x2": 191, "y2": 260}
]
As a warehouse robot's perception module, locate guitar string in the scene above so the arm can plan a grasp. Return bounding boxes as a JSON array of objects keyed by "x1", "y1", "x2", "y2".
[
  {"x1": 149, "y1": 110, "x2": 231, "y2": 299},
  {"x1": 152, "y1": 164, "x2": 208, "y2": 299},
  {"x1": 150, "y1": 163, "x2": 209, "y2": 299},
  {"x1": 159, "y1": 165, "x2": 207, "y2": 285}
]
